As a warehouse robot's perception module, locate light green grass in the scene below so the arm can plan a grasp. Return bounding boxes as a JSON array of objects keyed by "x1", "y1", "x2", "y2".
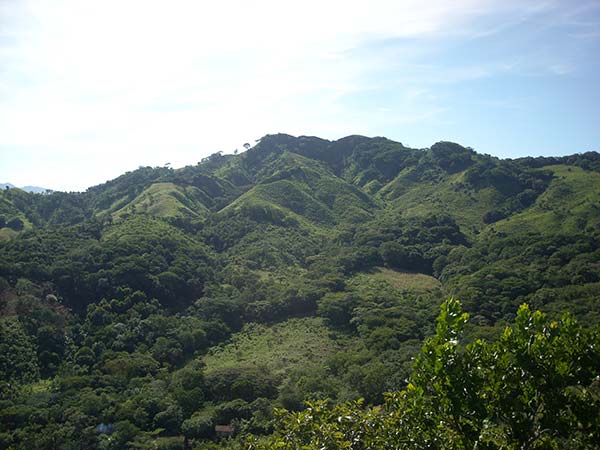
[
  {"x1": 112, "y1": 182, "x2": 208, "y2": 220},
  {"x1": 219, "y1": 150, "x2": 376, "y2": 226},
  {"x1": 368, "y1": 267, "x2": 442, "y2": 293},
  {"x1": 491, "y1": 165, "x2": 600, "y2": 236},
  {"x1": 218, "y1": 193, "x2": 325, "y2": 234},
  {"x1": 202, "y1": 317, "x2": 345, "y2": 377},
  {"x1": 0, "y1": 227, "x2": 18, "y2": 241},
  {"x1": 27, "y1": 379, "x2": 52, "y2": 394},
  {"x1": 379, "y1": 171, "x2": 502, "y2": 237}
]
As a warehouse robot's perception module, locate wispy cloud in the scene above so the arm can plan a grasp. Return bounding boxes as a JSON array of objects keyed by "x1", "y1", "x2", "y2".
[{"x1": 0, "y1": 0, "x2": 598, "y2": 189}]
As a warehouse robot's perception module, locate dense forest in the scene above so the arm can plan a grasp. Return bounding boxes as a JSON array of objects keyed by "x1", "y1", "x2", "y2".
[{"x1": 1, "y1": 134, "x2": 599, "y2": 449}]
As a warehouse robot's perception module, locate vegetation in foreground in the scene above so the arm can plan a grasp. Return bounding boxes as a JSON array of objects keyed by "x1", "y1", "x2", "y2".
[{"x1": 250, "y1": 299, "x2": 600, "y2": 449}]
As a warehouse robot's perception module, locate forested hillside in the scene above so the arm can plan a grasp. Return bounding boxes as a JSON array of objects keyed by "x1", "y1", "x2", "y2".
[{"x1": 1, "y1": 134, "x2": 599, "y2": 449}]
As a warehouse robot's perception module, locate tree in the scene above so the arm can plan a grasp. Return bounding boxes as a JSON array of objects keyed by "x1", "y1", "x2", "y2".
[
  {"x1": 0, "y1": 317, "x2": 39, "y2": 397},
  {"x1": 7, "y1": 217, "x2": 24, "y2": 231},
  {"x1": 182, "y1": 408, "x2": 215, "y2": 440},
  {"x1": 249, "y1": 299, "x2": 600, "y2": 449},
  {"x1": 317, "y1": 292, "x2": 358, "y2": 329},
  {"x1": 170, "y1": 362, "x2": 206, "y2": 416}
]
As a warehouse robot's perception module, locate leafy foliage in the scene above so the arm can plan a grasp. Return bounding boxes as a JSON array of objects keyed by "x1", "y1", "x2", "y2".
[
  {"x1": 251, "y1": 300, "x2": 600, "y2": 449},
  {"x1": 1, "y1": 134, "x2": 599, "y2": 449}
]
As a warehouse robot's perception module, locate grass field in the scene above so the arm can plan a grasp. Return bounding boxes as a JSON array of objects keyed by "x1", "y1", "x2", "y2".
[
  {"x1": 202, "y1": 317, "x2": 347, "y2": 377},
  {"x1": 0, "y1": 227, "x2": 18, "y2": 241},
  {"x1": 368, "y1": 267, "x2": 442, "y2": 292},
  {"x1": 349, "y1": 267, "x2": 443, "y2": 298}
]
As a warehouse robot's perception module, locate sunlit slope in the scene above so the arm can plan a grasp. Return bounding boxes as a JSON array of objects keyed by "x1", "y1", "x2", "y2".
[
  {"x1": 220, "y1": 151, "x2": 378, "y2": 226},
  {"x1": 111, "y1": 182, "x2": 209, "y2": 220},
  {"x1": 491, "y1": 165, "x2": 600, "y2": 235},
  {"x1": 377, "y1": 149, "x2": 552, "y2": 237},
  {"x1": 364, "y1": 267, "x2": 443, "y2": 294},
  {"x1": 378, "y1": 170, "x2": 503, "y2": 235},
  {"x1": 202, "y1": 317, "x2": 345, "y2": 377},
  {"x1": 440, "y1": 165, "x2": 600, "y2": 325},
  {"x1": 208, "y1": 149, "x2": 381, "y2": 268}
]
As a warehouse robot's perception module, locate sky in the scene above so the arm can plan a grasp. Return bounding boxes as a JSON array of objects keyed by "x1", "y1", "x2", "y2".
[{"x1": 1, "y1": 0, "x2": 599, "y2": 191}]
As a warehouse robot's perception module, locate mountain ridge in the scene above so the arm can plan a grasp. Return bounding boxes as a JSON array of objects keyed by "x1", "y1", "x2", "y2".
[
  {"x1": 0, "y1": 182, "x2": 52, "y2": 194},
  {"x1": 1, "y1": 133, "x2": 599, "y2": 448},
  {"x1": 1, "y1": 133, "x2": 598, "y2": 319}
]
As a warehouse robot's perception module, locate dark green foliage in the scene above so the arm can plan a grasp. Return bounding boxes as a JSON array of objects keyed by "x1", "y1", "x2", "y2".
[
  {"x1": 0, "y1": 318, "x2": 39, "y2": 397},
  {"x1": 426, "y1": 142, "x2": 475, "y2": 173},
  {"x1": 1, "y1": 134, "x2": 599, "y2": 448},
  {"x1": 7, "y1": 217, "x2": 24, "y2": 231},
  {"x1": 182, "y1": 408, "x2": 215, "y2": 440},
  {"x1": 251, "y1": 300, "x2": 600, "y2": 449},
  {"x1": 170, "y1": 363, "x2": 206, "y2": 416},
  {"x1": 317, "y1": 292, "x2": 358, "y2": 329},
  {"x1": 206, "y1": 367, "x2": 278, "y2": 402},
  {"x1": 444, "y1": 231, "x2": 600, "y2": 324},
  {"x1": 517, "y1": 151, "x2": 600, "y2": 172},
  {"x1": 464, "y1": 157, "x2": 551, "y2": 196}
]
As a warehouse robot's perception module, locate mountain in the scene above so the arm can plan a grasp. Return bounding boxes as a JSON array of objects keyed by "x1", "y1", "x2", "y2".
[
  {"x1": 21, "y1": 185, "x2": 52, "y2": 194},
  {"x1": 1, "y1": 182, "x2": 52, "y2": 193},
  {"x1": 1, "y1": 134, "x2": 599, "y2": 449}
]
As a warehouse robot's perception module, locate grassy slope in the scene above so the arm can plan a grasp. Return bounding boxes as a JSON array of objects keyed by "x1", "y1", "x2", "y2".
[
  {"x1": 439, "y1": 165, "x2": 600, "y2": 326},
  {"x1": 379, "y1": 169, "x2": 504, "y2": 237},
  {"x1": 220, "y1": 151, "x2": 377, "y2": 226},
  {"x1": 211, "y1": 151, "x2": 380, "y2": 269},
  {"x1": 202, "y1": 317, "x2": 347, "y2": 378},
  {"x1": 112, "y1": 182, "x2": 209, "y2": 220},
  {"x1": 99, "y1": 215, "x2": 204, "y2": 251},
  {"x1": 367, "y1": 268, "x2": 442, "y2": 293},
  {"x1": 491, "y1": 165, "x2": 600, "y2": 235},
  {"x1": 347, "y1": 268, "x2": 445, "y2": 316}
]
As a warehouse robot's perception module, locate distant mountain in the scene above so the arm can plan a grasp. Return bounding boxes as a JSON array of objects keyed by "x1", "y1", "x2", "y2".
[
  {"x1": 0, "y1": 182, "x2": 51, "y2": 193},
  {"x1": 21, "y1": 185, "x2": 52, "y2": 194}
]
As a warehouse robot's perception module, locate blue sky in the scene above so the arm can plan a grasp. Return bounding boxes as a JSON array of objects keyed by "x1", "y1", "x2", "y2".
[{"x1": 1, "y1": 0, "x2": 599, "y2": 191}]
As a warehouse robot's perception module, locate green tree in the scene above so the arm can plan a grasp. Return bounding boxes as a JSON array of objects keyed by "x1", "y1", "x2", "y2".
[
  {"x1": 249, "y1": 299, "x2": 600, "y2": 449},
  {"x1": 0, "y1": 317, "x2": 39, "y2": 397},
  {"x1": 182, "y1": 408, "x2": 215, "y2": 440}
]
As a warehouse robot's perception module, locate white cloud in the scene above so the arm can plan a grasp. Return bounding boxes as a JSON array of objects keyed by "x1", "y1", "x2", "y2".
[{"x1": 0, "y1": 0, "x2": 596, "y2": 190}]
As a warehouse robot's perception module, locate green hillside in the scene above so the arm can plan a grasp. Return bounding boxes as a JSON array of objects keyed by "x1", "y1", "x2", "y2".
[
  {"x1": 1, "y1": 134, "x2": 599, "y2": 449},
  {"x1": 492, "y1": 164, "x2": 600, "y2": 235},
  {"x1": 111, "y1": 182, "x2": 209, "y2": 220}
]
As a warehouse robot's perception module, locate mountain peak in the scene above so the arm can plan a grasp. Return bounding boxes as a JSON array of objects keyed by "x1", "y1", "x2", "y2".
[{"x1": 1, "y1": 183, "x2": 52, "y2": 194}]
